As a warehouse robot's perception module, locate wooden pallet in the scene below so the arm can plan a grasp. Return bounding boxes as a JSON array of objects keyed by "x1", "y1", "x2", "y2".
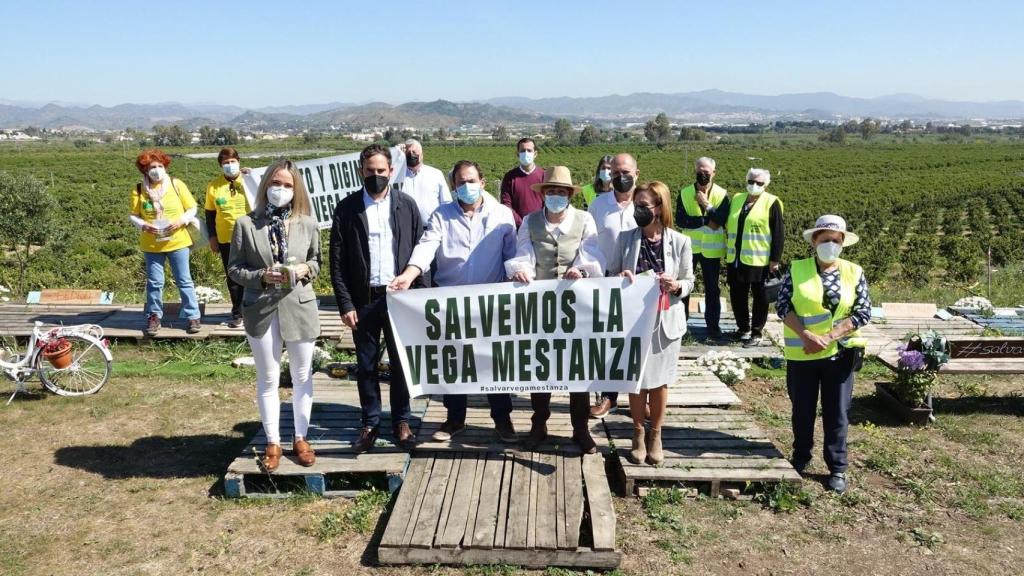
[
  {"x1": 378, "y1": 451, "x2": 620, "y2": 569},
  {"x1": 861, "y1": 315, "x2": 983, "y2": 356},
  {"x1": 955, "y1": 310, "x2": 1024, "y2": 336},
  {"x1": 223, "y1": 376, "x2": 427, "y2": 498},
  {"x1": 415, "y1": 395, "x2": 611, "y2": 454},
  {"x1": 876, "y1": 350, "x2": 1024, "y2": 375},
  {"x1": 603, "y1": 407, "x2": 800, "y2": 496},
  {"x1": 670, "y1": 359, "x2": 741, "y2": 407}
]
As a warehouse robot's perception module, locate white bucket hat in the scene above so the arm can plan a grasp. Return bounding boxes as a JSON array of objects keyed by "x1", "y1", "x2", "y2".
[{"x1": 802, "y1": 215, "x2": 859, "y2": 247}]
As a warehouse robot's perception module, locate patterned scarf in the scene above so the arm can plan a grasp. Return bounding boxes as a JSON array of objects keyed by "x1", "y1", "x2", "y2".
[
  {"x1": 265, "y1": 205, "x2": 291, "y2": 264},
  {"x1": 144, "y1": 176, "x2": 169, "y2": 219}
]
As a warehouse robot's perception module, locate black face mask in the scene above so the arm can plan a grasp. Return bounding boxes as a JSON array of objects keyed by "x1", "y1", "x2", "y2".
[
  {"x1": 364, "y1": 175, "x2": 390, "y2": 196},
  {"x1": 633, "y1": 204, "x2": 655, "y2": 228},
  {"x1": 406, "y1": 153, "x2": 420, "y2": 168},
  {"x1": 612, "y1": 174, "x2": 634, "y2": 194},
  {"x1": 696, "y1": 172, "x2": 711, "y2": 186}
]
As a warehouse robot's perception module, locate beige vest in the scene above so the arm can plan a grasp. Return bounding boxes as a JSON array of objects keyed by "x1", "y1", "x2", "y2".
[{"x1": 527, "y1": 210, "x2": 586, "y2": 280}]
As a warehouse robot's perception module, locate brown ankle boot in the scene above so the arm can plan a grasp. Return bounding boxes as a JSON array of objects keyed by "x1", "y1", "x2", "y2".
[
  {"x1": 293, "y1": 438, "x2": 315, "y2": 467},
  {"x1": 262, "y1": 443, "x2": 282, "y2": 472},
  {"x1": 629, "y1": 426, "x2": 647, "y2": 464},
  {"x1": 646, "y1": 428, "x2": 664, "y2": 466}
]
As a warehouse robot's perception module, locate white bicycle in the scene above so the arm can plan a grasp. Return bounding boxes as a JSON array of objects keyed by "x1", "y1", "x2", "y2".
[{"x1": 1, "y1": 322, "x2": 113, "y2": 405}]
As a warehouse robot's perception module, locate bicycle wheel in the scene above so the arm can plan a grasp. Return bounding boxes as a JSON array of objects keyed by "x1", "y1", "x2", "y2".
[{"x1": 36, "y1": 334, "x2": 112, "y2": 396}]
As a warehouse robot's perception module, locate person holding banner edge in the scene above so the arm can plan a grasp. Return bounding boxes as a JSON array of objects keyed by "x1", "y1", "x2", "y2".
[
  {"x1": 588, "y1": 152, "x2": 639, "y2": 419},
  {"x1": 389, "y1": 160, "x2": 518, "y2": 443},
  {"x1": 607, "y1": 181, "x2": 695, "y2": 465},
  {"x1": 329, "y1": 144, "x2": 423, "y2": 453},
  {"x1": 504, "y1": 165, "x2": 605, "y2": 454}
]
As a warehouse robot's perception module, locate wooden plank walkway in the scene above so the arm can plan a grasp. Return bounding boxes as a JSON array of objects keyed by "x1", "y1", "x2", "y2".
[
  {"x1": 378, "y1": 451, "x2": 620, "y2": 569},
  {"x1": 223, "y1": 375, "x2": 426, "y2": 498},
  {"x1": 682, "y1": 312, "x2": 783, "y2": 360},
  {"x1": 861, "y1": 315, "x2": 983, "y2": 357},
  {"x1": 602, "y1": 407, "x2": 800, "y2": 496},
  {"x1": 876, "y1": 350, "x2": 1024, "y2": 375},
  {"x1": 669, "y1": 359, "x2": 740, "y2": 407}
]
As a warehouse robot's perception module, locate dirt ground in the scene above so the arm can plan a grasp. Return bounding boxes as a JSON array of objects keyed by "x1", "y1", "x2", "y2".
[{"x1": 1, "y1": 342, "x2": 1022, "y2": 576}]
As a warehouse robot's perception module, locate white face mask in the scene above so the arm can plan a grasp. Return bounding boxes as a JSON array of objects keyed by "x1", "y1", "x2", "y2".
[
  {"x1": 816, "y1": 241, "x2": 842, "y2": 263},
  {"x1": 222, "y1": 161, "x2": 240, "y2": 178},
  {"x1": 747, "y1": 182, "x2": 764, "y2": 196},
  {"x1": 267, "y1": 185, "x2": 293, "y2": 208},
  {"x1": 518, "y1": 151, "x2": 535, "y2": 166},
  {"x1": 147, "y1": 167, "x2": 165, "y2": 182},
  {"x1": 598, "y1": 168, "x2": 612, "y2": 183}
]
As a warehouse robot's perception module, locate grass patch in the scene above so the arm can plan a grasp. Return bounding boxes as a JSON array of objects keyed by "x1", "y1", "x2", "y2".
[
  {"x1": 755, "y1": 482, "x2": 814, "y2": 513},
  {"x1": 309, "y1": 489, "x2": 390, "y2": 541}
]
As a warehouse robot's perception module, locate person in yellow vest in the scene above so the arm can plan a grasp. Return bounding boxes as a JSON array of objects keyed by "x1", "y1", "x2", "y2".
[
  {"x1": 579, "y1": 154, "x2": 614, "y2": 209},
  {"x1": 505, "y1": 166, "x2": 606, "y2": 454},
  {"x1": 129, "y1": 149, "x2": 201, "y2": 337},
  {"x1": 205, "y1": 147, "x2": 252, "y2": 329},
  {"x1": 676, "y1": 156, "x2": 730, "y2": 340},
  {"x1": 725, "y1": 168, "x2": 783, "y2": 347},
  {"x1": 778, "y1": 215, "x2": 871, "y2": 494}
]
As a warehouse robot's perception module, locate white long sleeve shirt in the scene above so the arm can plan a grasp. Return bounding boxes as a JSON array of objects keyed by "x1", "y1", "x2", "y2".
[
  {"x1": 588, "y1": 191, "x2": 636, "y2": 275},
  {"x1": 408, "y1": 193, "x2": 516, "y2": 287},
  {"x1": 401, "y1": 164, "x2": 452, "y2": 226},
  {"x1": 504, "y1": 206, "x2": 605, "y2": 280},
  {"x1": 363, "y1": 189, "x2": 396, "y2": 286}
]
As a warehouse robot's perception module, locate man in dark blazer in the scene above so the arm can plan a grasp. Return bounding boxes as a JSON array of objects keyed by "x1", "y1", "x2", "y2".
[{"x1": 330, "y1": 144, "x2": 424, "y2": 452}]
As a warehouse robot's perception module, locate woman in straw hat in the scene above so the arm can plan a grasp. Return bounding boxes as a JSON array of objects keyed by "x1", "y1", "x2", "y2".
[
  {"x1": 776, "y1": 215, "x2": 871, "y2": 493},
  {"x1": 504, "y1": 165, "x2": 606, "y2": 454},
  {"x1": 605, "y1": 181, "x2": 695, "y2": 466}
]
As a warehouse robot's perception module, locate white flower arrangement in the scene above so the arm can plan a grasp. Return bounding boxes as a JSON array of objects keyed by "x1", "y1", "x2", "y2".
[
  {"x1": 194, "y1": 286, "x2": 224, "y2": 304},
  {"x1": 0, "y1": 284, "x2": 9, "y2": 303},
  {"x1": 952, "y1": 296, "x2": 993, "y2": 312},
  {"x1": 281, "y1": 344, "x2": 334, "y2": 372},
  {"x1": 696, "y1": 350, "x2": 750, "y2": 386}
]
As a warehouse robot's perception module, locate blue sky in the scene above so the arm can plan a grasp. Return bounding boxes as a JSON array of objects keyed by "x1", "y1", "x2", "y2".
[{"x1": 1, "y1": 0, "x2": 1021, "y2": 107}]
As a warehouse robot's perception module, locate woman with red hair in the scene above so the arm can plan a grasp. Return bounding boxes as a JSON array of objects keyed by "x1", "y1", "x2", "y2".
[{"x1": 129, "y1": 149, "x2": 202, "y2": 336}]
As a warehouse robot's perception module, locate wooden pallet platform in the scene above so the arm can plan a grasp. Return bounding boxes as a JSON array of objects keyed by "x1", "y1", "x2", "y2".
[
  {"x1": 415, "y1": 395, "x2": 611, "y2": 454},
  {"x1": 378, "y1": 451, "x2": 620, "y2": 569},
  {"x1": 861, "y1": 315, "x2": 983, "y2": 356},
  {"x1": 223, "y1": 376, "x2": 427, "y2": 498},
  {"x1": 954, "y1": 311, "x2": 1024, "y2": 336},
  {"x1": 670, "y1": 360, "x2": 741, "y2": 407},
  {"x1": 876, "y1": 350, "x2": 1024, "y2": 375},
  {"x1": 602, "y1": 407, "x2": 800, "y2": 496}
]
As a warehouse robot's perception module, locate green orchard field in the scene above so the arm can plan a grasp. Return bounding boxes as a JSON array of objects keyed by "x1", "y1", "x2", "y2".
[{"x1": 1, "y1": 139, "x2": 1023, "y2": 305}]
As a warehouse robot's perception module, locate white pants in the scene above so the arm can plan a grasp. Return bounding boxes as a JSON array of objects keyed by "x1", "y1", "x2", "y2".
[{"x1": 247, "y1": 313, "x2": 315, "y2": 445}]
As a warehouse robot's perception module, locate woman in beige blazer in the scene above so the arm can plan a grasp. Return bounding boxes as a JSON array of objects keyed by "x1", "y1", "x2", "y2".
[
  {"x1": 606, "y1": 181, "x2": 694, "y2": 466},
  {"x1": 228, "y1": 159, "x2": 321, "y2": 472}
]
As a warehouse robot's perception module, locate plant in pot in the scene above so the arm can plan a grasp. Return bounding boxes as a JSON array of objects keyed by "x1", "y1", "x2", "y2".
[
  {"x1": 876, "y1": 330, "x2": 949, "y2": 424},
  {"x1": 41, "y1": 337, "x2": 73, "y2": 369}
]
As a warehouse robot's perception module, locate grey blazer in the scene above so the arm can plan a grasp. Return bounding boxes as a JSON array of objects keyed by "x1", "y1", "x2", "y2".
[
  {"x1": 606, "y1": 227, "x2": 695, "y2": 341},
  {"x1": 227, "y1": 213, "x2": 321, "y2": 341}
]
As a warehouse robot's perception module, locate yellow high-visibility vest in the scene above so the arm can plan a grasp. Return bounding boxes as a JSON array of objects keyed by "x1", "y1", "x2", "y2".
[
  {"x1": 783, "y1": 257, "x2": 868, "y2": 361},
  {"x1": 679, "y1": 183, "x2": 728, "y2": 258},
  {"x1": 725, "y1": 192, "x2": 782, "y2": 266}
]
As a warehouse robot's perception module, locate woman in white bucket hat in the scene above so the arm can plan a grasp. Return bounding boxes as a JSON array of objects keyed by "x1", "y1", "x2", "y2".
[{"x1": 775, "y1": 215, "x2": 871, "y2": 493}]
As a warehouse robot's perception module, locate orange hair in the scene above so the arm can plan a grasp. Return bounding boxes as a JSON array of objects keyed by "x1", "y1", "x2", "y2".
[{"x1": 135, "y1": 149, "x2": 172, "y2": 173}]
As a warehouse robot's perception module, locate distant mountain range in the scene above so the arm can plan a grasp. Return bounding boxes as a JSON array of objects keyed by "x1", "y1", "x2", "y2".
[{"x1": 2, "y1": 91, "x2": 1022, "y2": 131}]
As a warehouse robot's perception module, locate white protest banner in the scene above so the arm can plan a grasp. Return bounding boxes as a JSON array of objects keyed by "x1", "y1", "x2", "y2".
[
  {"x1": 386, "y1": 276, "x2": 661, "y2": 398},
  {"x1": 242, "y1": 146, "x2": 406, "y2": 229}
]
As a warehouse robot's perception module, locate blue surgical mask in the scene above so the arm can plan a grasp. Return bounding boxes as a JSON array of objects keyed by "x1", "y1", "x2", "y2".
[
  {"x1": 544, "y1": 194, "x2": 569, "y2": 214},
  {"x1": 598, "y1": 169, "x2": 612, "y2": 183},
  {"x1": 518, "y1": 151, "x2": 535, "y2": 166},
  {"x1": 455, "y1": 182, "x2": 482, "y2": 205}
]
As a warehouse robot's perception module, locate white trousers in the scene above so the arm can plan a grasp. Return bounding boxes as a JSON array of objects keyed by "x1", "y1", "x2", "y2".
[{"x1": 246, "y1": 313, "x2": 315, "y2": 445}]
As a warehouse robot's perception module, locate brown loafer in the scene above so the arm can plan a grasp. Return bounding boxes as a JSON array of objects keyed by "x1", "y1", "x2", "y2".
[
  {"x1": 393, "y1": 421, "x2": 417, "y2": 451},
  {"x1": 353, "y1": 426, "x2": 378, "y2": 454},
  {"x1": 293, "y1": 438, "x2": 315, "y2": 467},
  {"x1": 262, "y1": 443, "x2": 282, "y2": 472},
  {"x1": 589, "y1": 397, "x2": 616, "y2": 418}
]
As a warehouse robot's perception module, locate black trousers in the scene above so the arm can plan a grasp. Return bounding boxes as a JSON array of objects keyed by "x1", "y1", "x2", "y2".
[
  {"x1": 218, "y1": 245, "x2": 244, "y2": 319},
  {"x1": 727, "y1": 267, "x2": 769, "y2": 336},
  {"x1": 443, "y1": 393, "x2": 513, "y2": 424},
  {"x1": 786, "y1": 349, "x2": 857, "y2": 473},
  {"x1": 682, "y1": 253, "x2": 723, "y2": 332},
  {"x1": 531, "y1": 392, "x2": 590, "y2": 435},
  {"x1": 353, "y1": 292, "x2": 412, "y2": 429}
]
